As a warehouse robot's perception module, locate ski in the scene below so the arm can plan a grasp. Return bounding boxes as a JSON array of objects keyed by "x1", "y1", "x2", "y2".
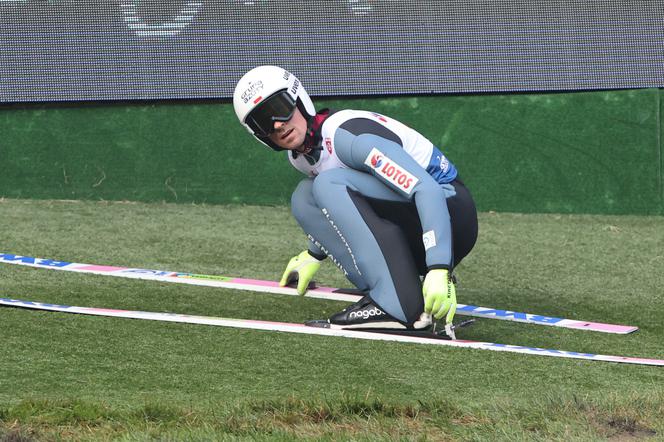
[
  {"x1": 0, "y1": 296, "x2": 660, "y2": 366},
  {"x1": 0, "y1": 252, "x2": 638, "y2": 334}
]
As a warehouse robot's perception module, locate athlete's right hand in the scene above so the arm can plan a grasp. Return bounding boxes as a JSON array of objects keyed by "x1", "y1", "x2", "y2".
[
  {"x1": 279, "y1": 250, "x2": 323, "y2": 295},
  {"x1": 423, "y1": 269, "x2": 457, "y2": 323}
]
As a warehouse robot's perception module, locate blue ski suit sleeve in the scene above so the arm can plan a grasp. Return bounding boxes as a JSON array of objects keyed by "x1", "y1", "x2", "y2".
[{"x1": 336, "y1": 133, "x2": 455, "y2": 269}]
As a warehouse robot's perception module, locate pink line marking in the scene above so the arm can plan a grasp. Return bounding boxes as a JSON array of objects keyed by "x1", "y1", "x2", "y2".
[
  {"x1": 613, "y1": 357, "x2": 664, "y2": 364},
  {"x1": 77, "y1": 265, "x2": 126, "y2": 272},
  {"x1": 231, "y1": 278, "x2": 281, "y2": 287},
  {"x1": 564, "y1": 321, "x2": 637, "y2": 333},
  {"x1": 231, "y1": 279, "x2": 344, "y2": 293}
]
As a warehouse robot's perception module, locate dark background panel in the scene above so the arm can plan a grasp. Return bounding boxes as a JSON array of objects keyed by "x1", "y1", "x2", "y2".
[{"x1": 1, "y1": 0, "x2": 663, "y2": 102}]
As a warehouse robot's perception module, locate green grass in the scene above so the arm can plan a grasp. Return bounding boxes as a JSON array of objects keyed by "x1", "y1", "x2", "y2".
[{"x1": 1, "y1": 199, "x2": 663, "y2": 441}]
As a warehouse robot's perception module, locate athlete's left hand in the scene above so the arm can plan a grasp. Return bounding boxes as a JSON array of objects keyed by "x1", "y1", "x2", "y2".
[{"x1": 422, "y1": 269, "x2": 457, "y2": 323}]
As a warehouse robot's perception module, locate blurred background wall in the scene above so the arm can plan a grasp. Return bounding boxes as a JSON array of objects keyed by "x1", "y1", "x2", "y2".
[{"x1": 1, "y1": 1, "x2": 662, "y2": 214}]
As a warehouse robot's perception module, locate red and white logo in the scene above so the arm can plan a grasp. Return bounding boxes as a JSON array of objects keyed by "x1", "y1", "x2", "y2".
[
  {"x1": 371, "y1": 112, "x2": 388, "y2": 123},
  {"x1": 364, "y1": 148, "x2": 419, "y2": 194},
  {"x1": 324, "y1": 137, "x2": 333, "y2": 154}
]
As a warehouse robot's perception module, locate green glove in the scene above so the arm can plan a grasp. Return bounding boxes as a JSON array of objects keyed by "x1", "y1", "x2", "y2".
[
  {"x1": 423, "y1": 268, "x2": 457, "y2": 323},
  {"x1": 279, "y1": 250, "x2": 323, "y2": 295}
]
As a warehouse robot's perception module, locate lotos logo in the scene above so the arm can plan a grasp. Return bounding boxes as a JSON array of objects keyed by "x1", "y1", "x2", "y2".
[
  {"x1": 324, "y1": 138, "x2": 333, "y2": 154},
  {"x1": 364, "y1": 148, "x2": 419, "y2": 195},
  {"x1": 370, "y1": 153, "x2": 383, "y2": 168}
]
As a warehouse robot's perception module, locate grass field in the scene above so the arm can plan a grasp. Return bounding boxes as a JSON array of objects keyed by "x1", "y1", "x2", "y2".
[{"x1": 1, "y1": 198, "x2": 663, "y2": 441}]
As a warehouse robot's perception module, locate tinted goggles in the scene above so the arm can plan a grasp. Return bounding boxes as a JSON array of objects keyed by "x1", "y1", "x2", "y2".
[{"x1": 245, "y1": 90, "x2": 297, "y2": 137}]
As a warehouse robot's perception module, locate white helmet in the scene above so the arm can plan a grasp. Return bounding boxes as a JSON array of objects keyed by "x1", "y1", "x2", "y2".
[{"x1": 233, "y1": 65, "x2": 316, "y2": 151}]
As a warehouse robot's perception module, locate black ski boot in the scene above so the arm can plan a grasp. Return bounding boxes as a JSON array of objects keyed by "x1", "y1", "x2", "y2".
[{"x1": 306, "y1": 296, "x2": 432, "y2": 331}]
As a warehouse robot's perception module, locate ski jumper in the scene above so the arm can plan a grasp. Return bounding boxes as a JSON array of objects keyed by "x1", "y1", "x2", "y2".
[{"x1": 289, "y1": 109, "x2": 478, "y2": 325}]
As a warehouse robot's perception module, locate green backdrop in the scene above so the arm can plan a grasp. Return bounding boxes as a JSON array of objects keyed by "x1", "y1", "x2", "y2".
[{"x1": 1, "y1": 89, "x2": 662, "y2": 214}]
